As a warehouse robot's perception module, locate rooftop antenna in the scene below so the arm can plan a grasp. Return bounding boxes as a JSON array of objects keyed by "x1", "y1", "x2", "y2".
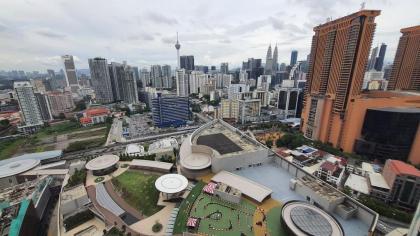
[{"x1": 360, "y1": 2, "x2": 366, "y2": 10}]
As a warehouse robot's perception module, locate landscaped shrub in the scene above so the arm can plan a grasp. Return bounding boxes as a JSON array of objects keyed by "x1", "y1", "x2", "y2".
[{"x1": 63, "y1": 210, "x2": 94, "y2": 231}]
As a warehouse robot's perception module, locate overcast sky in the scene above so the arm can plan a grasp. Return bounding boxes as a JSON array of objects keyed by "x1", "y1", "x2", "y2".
[{"x1": 0, "y1": 0, "x2": 419, "y2": 72}]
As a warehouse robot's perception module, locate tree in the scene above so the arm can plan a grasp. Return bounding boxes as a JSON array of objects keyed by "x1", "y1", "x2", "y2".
[
  {"x1": 73, "y1": 100, "x2": 86, "y2": 111},
  {"x1": 265, "y1": 139, "x2": 273, "y2": 148},
  {"x1": 0, "y1": 119, "x2": 10, "y2": 128},
  {"x1": 58, "y1": 113, "x2": 66, "y2": 119},
  {"x1": 342, "y1": 186, "x2": 352, "y2": 195}
]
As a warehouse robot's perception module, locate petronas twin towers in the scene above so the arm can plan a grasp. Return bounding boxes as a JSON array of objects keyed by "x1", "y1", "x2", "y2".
[{"x1": 264, "y1": 44, "x2": 278, "y2": 76}]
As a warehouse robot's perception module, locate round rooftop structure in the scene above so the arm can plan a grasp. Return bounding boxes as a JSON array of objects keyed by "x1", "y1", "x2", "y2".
[
  {"x1": 125, "y1": 144, "x2": 144, "y2": 155},
  {"x1": 281, "y1": 201, "x2": 344, "y2": 236},
  {"x1": 85, "y1": 155, "x2": 119, "y2": 176},
  {"x1": 180, "y1": 149, "x2": 212, "y2": 170},
  {"x1": 155, "y1": 174, "x2": 188, "y2": 194},
  {"x1": 0, "y1": 159, "x2": 40, "y2": 178}
]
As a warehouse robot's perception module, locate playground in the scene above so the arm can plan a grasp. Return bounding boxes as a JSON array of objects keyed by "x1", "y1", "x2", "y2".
[{"x1": 189, "y1": 192, "x2": 257, "y2": 235}]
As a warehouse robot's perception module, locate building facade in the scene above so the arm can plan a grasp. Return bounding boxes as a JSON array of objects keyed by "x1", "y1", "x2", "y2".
[
  {"x1": 382, "y1": 160, "x2": 420, "y2": 210},
  {"x1": 151, "y1": 95, "x2": 190, "y2": 128},
  {"x1": 354, "y1": 107, "x2": 420, "y2": 163},
  {"x1": 180, "y1": 55, "x2": 195, "y2": 71},
  {"x1": 301, "y1": 10, "x2": 381, "y2": 145},
  {"x1": 387, "y1": 25, "x2": 420, "y2": 91},
  {"x1": 176, "y1": 69, "x2": 189, "y2": 96},
  {"x1": 61, "y1": 55, "x2": 78, "y2": 88},
  {"x1": 14, "y1": 82, "x2": 44, "y2": 132},
  {"x1": 89, "y1": 57, "x2": 114, "y2": 104}
]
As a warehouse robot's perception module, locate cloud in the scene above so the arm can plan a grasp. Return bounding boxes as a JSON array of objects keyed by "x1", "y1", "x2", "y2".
[
  {"x1": 0, "y1": 23, "x2": 7, "y2": 32},
  {"x1": 269, "y1": 17, "x2": 285, "y2": 30},
  {"x1": 161, "y1": 36, "x2": 174, "y2": 44},
  {"x1": 34, "y1": 55, "x2": 62, "y2": 66},
  {"x1": 127, "y1": 34, "x2": 155, "y2": 41},
  {"x1": 146, "y1": 12, "x2": 178, "y2": 25},
  {"x1": 34, "y1": 29, "x2": 66, "y2": 39},
  {"x1": 219, "y1": 38, "x2": 231, "y2": 44}
]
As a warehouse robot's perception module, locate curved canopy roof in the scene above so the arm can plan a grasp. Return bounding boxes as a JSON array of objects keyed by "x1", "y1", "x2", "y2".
[
  {"x1": 85, "y1": 155, "x2": 119, "y2": 171},
  {"x1": 155, "y1": 174, "x2": 188, "y2": 194},
  {"x1": 0, "y1": 159, "x2": 40, "y2": 178}
]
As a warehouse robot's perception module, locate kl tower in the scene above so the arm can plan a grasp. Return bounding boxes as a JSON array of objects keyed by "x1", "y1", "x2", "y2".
[{"x1": 175, "y1": 32, "x2": 181, "y2": 69}]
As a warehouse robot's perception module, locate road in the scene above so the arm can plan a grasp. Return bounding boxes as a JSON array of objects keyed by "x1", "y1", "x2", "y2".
[
  {"x1": 194, "y1": 112, "x2": 212, "y2": 123},
  {"x1": 105, "y1": 118, "x2": 122, "y2": 146},
  {"x1": 62, "y1": 127, "x2": 197, "y2": 160}
]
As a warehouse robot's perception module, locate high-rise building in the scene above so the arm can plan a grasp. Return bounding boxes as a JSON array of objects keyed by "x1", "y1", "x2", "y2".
[
  {"x1": 180, "y1": 56, "x2": 195, "y2": 71},
  {"x1": 301, "y1": 10, "x2": 381, "y2": 142},
  {"x1": 47, "y1": 69, "x2": 55, "y2": 79},
  {"x1": 176, "y1": 69, "x2": 189, "y2": 96},
  {"x1": 89, "y1": 57, "x2": 114, "y2": 104},
  {"x1": 264, "y1": 45, "x2": 273, "y2": 75},
  {"x1": 374, "y1": 43, "x2": 387, "y2": 71},
  {"x1": 140, "y1": 68, "x2": 150, "y2": 88},
  {"x1": 221, "y1": 99, "x2": 239, "y2": 122},
  {"x1": 162, "y1": 64, "x2": 172, "y2": 88},
  {"x1": 238, "y1": 99, "x2": 261, "y2": 124},
  {"x1": 279, "y1": 63, "x2": 287, "y2": 71},
  {"x1": 189, "y1": 71, "x2": 207, "y2": 94},
  {"x1": 367, "y1": 46, "x2": 378, "y2": 71},
  {"x1": 108, "y1": 62, "x2": 125, "y2": 101},
  {"x1": 122, "y1": 64, "x2": 139, "y2": 104},
  {"x1": 290, "y1": 50, "x2": 298, "y2": 66},
  {"x1": 152, "y1": 94, "x2": 190, "y2": 127},
  {"x1": 132, "y1": 66, "x2": 140, "y2": 82},
  {"x1": 383, "y1": 64, "x2": 392, "y2": 81},
  {"x1": 175, "y1": 32, "x2": 181, "y2": 69},
  {"x1": 62, "y1": 55, "x2": 78, "y2": 89},
  {"x1": 387, "y1": 25, "x2": 420, "y2": 91},
  {"x1": 150, "y1": 65, "x2": 163, "y2": 88},
  {"x1": 162, "y1": 65, "x2": 172, "y2": 78},
  {"x1": 46, "y1": 91, "x2": 74, "y2": 117},
  {"x1": 14, "y1": 81, "x2": 44, "y2": 133},
  {"x1": 278, "y1": 87, "x2": 303, "y2": 119},
  {"x1": 214, "y1": 73, "x2": 232, "y2": 89},
  {"x1": 194, "y1": 65, "x2": 209, "y2": 74},
  {"x1": 242, "y1": 58, "x2": 263, "y2": 80},
  {"x1": 273, "y1": 44, "x2": 278, "y2": 72},
  {"x1": 34, "y1": 92, "x2": 53, "y2": 121},
  {"x1": 220, "y1": 62, "x2": 229, "y2": 74}
]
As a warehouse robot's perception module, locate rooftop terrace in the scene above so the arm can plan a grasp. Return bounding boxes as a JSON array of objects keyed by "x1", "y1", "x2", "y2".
[{"x1": 234, "y1": 164, "x2": 370, "y2": 236}]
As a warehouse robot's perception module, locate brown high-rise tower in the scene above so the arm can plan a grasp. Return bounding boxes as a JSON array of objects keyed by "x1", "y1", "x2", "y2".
[
  {"x1": 301, "y1": 10, "x2": 380, "y2": 146},
  {"x1": 387, "y1": 25, "x2": 420, "y2": 91}
]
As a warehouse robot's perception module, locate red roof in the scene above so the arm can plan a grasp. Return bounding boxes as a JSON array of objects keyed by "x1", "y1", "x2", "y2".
[
  {"x1": 86, "y1": 107, "x2": 109, "y2": 117},
  {"x1": 387, "y1": 160, "x2": 420, "y2": 177},
  {"x1": 320, "y1": 161, "x2": 339, "y2": 173},
  {"x1": 79, "y1": 117, "x2": 93, "y2": 124}
]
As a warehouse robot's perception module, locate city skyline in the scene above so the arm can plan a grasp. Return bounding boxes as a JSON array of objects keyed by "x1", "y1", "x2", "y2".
[{"x1": 0, "y1": 0, "x2": 419, "y2": 71}]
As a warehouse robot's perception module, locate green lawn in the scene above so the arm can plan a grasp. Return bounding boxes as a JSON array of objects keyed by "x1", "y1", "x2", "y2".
[
  {"x1": 174, "y1": 182, "x2": 260, "y2": 236},
  {"x1": 64, "y1": 138, "x2": 105, "y2": 153},
  {"x1": 111, "y1": 171, "x2": 163, "y2": 217},
  {"x1": 173, "y1": 181, "x2": 205, "y2": 234},
  {"x1": 0, "y1": 121, "x2": 108, "y2": 159},
  {"x1": 67, "y1": 127, "x2": 107, "y2": 139},
  {"x1": 0, "y1": 138, "x2": 26, "y2": 160},
  {"x1": 266, "y1": 206, "x2": 287, "y2": 236}
]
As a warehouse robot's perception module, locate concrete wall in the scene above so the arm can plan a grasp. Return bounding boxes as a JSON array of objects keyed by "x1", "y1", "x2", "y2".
[{"x1": 211, "y1": 149, "x2": 269, "y2": 173}]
